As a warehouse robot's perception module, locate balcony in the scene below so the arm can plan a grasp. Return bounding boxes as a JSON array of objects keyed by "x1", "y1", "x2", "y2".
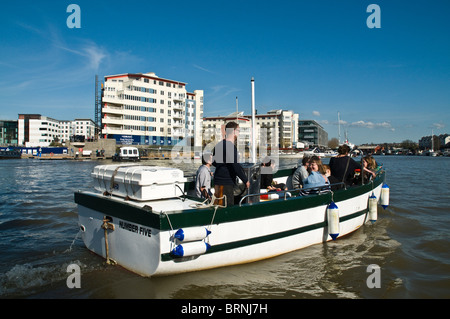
[
  {"x1": 102, "y1": 95, "x2": 123, "y2": 104},
  {"x1": 173, "y1": 112, "x2": 184, "y2": 119},
  {"x1": 173, "y1": 120, "x2": 184, "y2": 128},
  {"x1": 173, "y1": 95, "x2": 183, "y2": 102},
  {"x1": 173, "y1": 102, "x2": 184, "y2": 110},
  {"x1": 102, "y1": 126, "x2": 123, "y2": 135},
  {"x1": 173, "y1": 128, "x2": 186, "y2": 137},
  {"x1": 102, "y1": 117, "x2": 124, "y2": 125}
]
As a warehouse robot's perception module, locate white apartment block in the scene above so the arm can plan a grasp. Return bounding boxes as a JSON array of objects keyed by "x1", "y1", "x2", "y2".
[
  {"x1": 18, "y1": 114, "x2": 96, "y2": 147},
  {"x1": 202, "y1": 109, "x2": 299, "y2": 149},
  {"x1": 18, "y1": 114, "x2": 61, "y2": 147},
  {"x1": 102, "y1": 72, "x2": 204, "y2": 147},
  {"x1": 59, "y1": 119, "x2": 96, "y2": 143},
  {"x1": 202, "y1": 114, "x2": 258, "y2": 152}
]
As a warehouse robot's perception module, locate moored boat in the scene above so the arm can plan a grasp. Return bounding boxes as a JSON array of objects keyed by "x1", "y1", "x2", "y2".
[
  {"x1": 0, "y1": 148, "x2": 21, "y2": 159},
  {"x1": 74, "y1": 163, "x2": 387, "y2": 277},
  {"x1": 112, "y1": 146, "x2": 140, "y2": 162},
  {"x1": 302, "y1": 147, "x2": 326, "y2": 157}
]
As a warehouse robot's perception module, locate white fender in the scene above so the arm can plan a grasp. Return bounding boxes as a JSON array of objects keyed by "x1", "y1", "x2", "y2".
[
  {"x1": 369, "y1": 192, "x2": 378, "y2": 223},
  {"x1": 327, "y1": 201, "x2": 340, "y2": 241},
  {"x1": 171, "y1": 241, "x2": 211, "y2": 257},
  {"x1": 174, "y1": 227, "x2": 211, "y2": 242},
  {"x1": 381, "y1": 184, "x2": 390, "y2": 209}
]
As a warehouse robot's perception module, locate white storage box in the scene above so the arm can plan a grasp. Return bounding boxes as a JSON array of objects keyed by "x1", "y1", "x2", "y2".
[{"x1": 92, "y1": 164, "x2": 188, "y2": 201}]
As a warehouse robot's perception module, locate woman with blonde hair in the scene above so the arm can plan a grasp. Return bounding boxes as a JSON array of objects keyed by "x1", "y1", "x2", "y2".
[{"x1": 362, "y1": 155, "x2": 377, "y2": 182}]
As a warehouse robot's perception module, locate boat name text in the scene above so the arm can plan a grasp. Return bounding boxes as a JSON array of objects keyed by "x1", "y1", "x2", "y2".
[{"x1": 119, "y1": 220, "x2": 152, "y2": 237}]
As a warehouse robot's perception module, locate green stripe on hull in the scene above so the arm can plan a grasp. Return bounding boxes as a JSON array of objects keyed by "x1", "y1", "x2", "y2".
[{"x1": 160, "y1": 207, "x2": 369, "y2": 261}]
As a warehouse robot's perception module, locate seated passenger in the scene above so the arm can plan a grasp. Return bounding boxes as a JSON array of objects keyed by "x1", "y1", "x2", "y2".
[
  {"x1": 362, "y1": 155, "x2": 377, "y2": 182},
  {"x1": 292, "y1": 155, "x2": 310, "y2": 189},
  {"x1": 302, "y1": 156, "x2": 329, "y2": 194},
  {"x1": 323, "y1": 164, "x2": 342, "y2": 191},
  {"x1": 195, "y1": 153, "x2": 213, "y2": 200},
  {"x1": 260, "y1": 157, "x2": 286, "y2": 191},
  {"x1": 329, "y1": 144, "x2": 361, "y2": 186}
]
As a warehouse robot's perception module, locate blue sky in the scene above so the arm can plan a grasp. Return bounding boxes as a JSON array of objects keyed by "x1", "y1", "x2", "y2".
[{"x1": 1, "y1": 0, "x2": 449, "y2": 144}]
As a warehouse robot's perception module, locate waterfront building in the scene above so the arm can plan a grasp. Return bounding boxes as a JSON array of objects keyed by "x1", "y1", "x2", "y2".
[
  {"x1": 419, "y1": 133, "x2": 450, "y2": 150},
  {"x1": 261, "y1": 110, "x2": 298, "y2": 149},
  {"x1": 0, "y1": 120, "x2": 18, "y2": 145},
  {"x1": 202, "y1": 113, "x2": 256, "y2": 152},
  {"x1": 18, "y1": 114, "x2": 61, "y2": 147},
  {"x1": 18, "y1": 114, "x2": 97, "y2": 147},
  {"x1": 59, "y1": 119, "x2": 96, "y2": 143},
  {"x1": 101, "y1": 72, "x2": 204, "y2": 147},
  {"x1": 298, "y1": 120, "x2": 328, "y2": 148},
  {"x1": 59, "y1": 120, "x2": 72, "y2": 143},
  {"x1": 202, "y1": 109, "x2": 299, "y2": 149}
]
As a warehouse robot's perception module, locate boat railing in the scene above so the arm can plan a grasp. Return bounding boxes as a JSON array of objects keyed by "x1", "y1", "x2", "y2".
[{"x1": 238, "y1": 182, "x2": 346, "y2": 207}]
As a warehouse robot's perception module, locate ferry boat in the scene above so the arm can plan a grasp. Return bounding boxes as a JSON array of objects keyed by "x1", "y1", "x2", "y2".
[
  {"x1": 74, "y1": 162, "x2": 387, "y2": 277},
  {"x1": 112, "y1": 146, "x2": 140, "y2": 162}
]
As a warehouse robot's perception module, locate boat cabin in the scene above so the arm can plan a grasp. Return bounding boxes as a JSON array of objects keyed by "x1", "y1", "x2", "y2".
[{"x1": 112, "y1": 146, "x2": 140, "y2": 162}]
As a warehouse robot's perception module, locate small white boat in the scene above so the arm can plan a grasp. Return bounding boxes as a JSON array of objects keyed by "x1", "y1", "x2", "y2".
[
  {"x1": 278, "y1": 151, "x2": 304, "y2": 159},
  {"x1": 112, "y1": 146, "x2": 140, "y2": 162},
  {"x1": 324, "y1": 150, "x2": 338, "y2": 157},
  {"x1": 302, "y1": 147, "x2": 326, "y2": 157},
  {"x1": 74, "y1": 163, "x2": 387, "y2": 277}
]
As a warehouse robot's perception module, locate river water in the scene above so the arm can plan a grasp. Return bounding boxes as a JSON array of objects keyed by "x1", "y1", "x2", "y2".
[{"x1": 0, "y1": 156, "x2": 449, "y2": 299}]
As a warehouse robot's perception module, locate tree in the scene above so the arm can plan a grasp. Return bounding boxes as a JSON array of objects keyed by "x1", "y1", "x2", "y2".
[
  {"x1": 50, "y1": 136, "x2": 62, "y2": 147},
  {"x1": 401, "y1": 139, "x2": 418, "y2": 151},
  {"x1": 328, "y1": 138, "x2": 339, "y2": 149}
]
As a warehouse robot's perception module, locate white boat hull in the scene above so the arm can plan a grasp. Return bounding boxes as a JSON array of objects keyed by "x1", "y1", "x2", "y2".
[{"x1": 76, "y1": 171, "x2": 385, "y2": 277}]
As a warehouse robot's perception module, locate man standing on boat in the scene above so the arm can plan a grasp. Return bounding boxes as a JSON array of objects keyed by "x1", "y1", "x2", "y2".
[{"x1": 212, "y1": 121, "x2": 250, "y2": 206}]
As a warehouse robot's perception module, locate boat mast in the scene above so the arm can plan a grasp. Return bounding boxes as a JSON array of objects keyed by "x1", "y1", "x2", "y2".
[
  {"x1": 251, "y1": 77, "x2": 256, "y2": 163},
  {"x1": 236, "y1": 96, "x2": 239, "y2": 122},
  {"x1": 431, "y1": 129, "x2": 434, "y2": 152},
  {"x1": 338, "y1": 111, "x2": 341, "y2": 145}
]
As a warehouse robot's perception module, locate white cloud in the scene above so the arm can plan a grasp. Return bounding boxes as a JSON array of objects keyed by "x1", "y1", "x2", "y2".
[
  {"x1": 432, "y1": 123, "x2": 445, "y2": 130},
  {"x1": 349, "y1": 120, "x2": 393, "y2": 129},
  {"x1": 312, "y1": 111, "x2": 320, "y2": 116}
]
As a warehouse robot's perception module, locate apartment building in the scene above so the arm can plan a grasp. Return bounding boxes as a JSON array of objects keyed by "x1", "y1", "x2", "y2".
[
  {"x1": 17, "y1": 114, "x2": 96, "y2": 147},
  {"x1": 298, "y1": 120, "x2": 328, "y2": 147},
  {"x1": 258, "y1": 110, "x2": 299, "y2": 149},
  {"x1": 18, "y1": 114, "x2": 61, "y2": 147},
  {"x1": 59, "y1": 119, "x2": 96, "y2": 143},
  {"x1": 418, "y1": 133, "x2": 450, "y2": 150},
  {"x1": 202, "y1": 113, "x2": 255, "y2": 151},
  {"x1": 101, "y1": 72, "x2": 203, "y2": 146},
  {"x1": 202, "y1": 109, "x2": 299, "y2": 149}
]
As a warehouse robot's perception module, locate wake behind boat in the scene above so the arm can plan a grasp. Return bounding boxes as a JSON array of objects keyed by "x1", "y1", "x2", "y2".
[{"x1": 74, "y1": 162, "x2": 388, "y2": 277}]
